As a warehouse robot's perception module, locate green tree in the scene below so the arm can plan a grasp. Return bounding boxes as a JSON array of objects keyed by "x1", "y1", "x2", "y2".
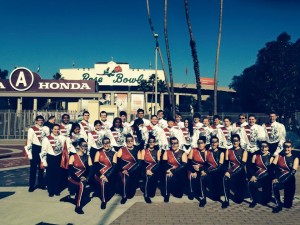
[
  {"x1": 230, "y1": 32, "x2": 300, "y2": 120},
  {"x1": 0, "y1": 69, "x2": 8, "y2": 79},
  {"x1": 137, "y1": 79, "x2": 151, "y2": 112},
  {"x1": 53, "y1": 72, "x2": 64, "y2": 80}
]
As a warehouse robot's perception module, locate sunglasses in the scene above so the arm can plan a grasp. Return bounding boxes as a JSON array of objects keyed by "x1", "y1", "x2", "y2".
[
  {"x1": 232, "y1": 139, "x2": 240, "y2": 142},
  {"x1": 103, "y1": 142, "x2": 110, "y2": 145},
  {"x1": 239, "y1": 117, "x2": 245, "y2": 120},
  {"x1": 284, "y1": 145, "x2": 292, "y2": 148},
  {"x1": 261, "y1": 145, "x2": 268, "y2": 148},
  {"x1": 171, "y1": 142, "x2": 179, "y2": 145},
  {"x1": 81, "y1": 145, "x2": 88, "y2": 148}
]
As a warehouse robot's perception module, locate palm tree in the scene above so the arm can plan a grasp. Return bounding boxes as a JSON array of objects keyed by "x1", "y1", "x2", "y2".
[
  {"x1": 213, "y1": 0, "x2": 223, "y2": 115},
  {"x1": 184, "y1": 0, "x2": 202, "y2": 113},
  {"x1": 164, "y1": 0, "x2": 176, "y2": 117},
  {"x1": 146, "y1": 0, "x2": 173, "y2": 113},
  {"x1": 0, "y1": 69, "x2": 8, "y2": 79},
  {"x1": 137, "y1": 79, "x2": 151, "y2": 112}
]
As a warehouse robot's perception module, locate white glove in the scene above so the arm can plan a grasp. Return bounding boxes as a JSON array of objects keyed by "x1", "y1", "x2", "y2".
[{"x1": 27, "y1": 152, "x2": 33, "y2": 160}]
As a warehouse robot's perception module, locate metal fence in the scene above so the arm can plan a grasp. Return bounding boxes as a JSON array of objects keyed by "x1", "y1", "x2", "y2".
[{"x1": 0, "y1": 110, "x2": 283, "y2": 140}]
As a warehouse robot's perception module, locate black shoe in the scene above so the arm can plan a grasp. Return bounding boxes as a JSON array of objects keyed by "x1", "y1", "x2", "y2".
[
  {"x1": 55, "y1": 193, "x2": 60, "y2": 196},
  {"x1": 144, "y1": 196, "x2": 152, "y2": 204},
  {"x1": 199, "y1": 199, "x2": 206, "y2": 207},
  {"x1": 28, "y1": 187, "x2": 35, "y2": 192},
  {"x1": 272, "y1": 206, "x2": 282, "y2": 213},
  {"x1": 222, "y1": 201, "x2": 229, "y2": 209},
  {"x1": 249, "y1": 202, "x2": 256, "y2": 208},
  {"x1": 188, "y1": 193, "x2": 194, "y2": 200},
  {"x1": 164, "y1": 195, "x2": 169, "y2": 203},
  {"x1": 101, "y1": 202, "x2": 106, "y2": 209},
  {"x1": 36, "y1": 185, "x2": 46, "y2": 190},
  {"x1": 60, "y1": 195, "x2": 72, "y2": 202},
  {"x1": 120, "y1": 197, "x2": 127, "y2": 204},
  {"x1": 75, "y1": 207, "x2": 84, "y2": 214},
  {"x1": 49, "y1": 193, "x2": 54, "y2": 197}
]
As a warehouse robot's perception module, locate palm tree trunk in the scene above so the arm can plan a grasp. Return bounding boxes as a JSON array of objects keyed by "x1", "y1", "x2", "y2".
[
  {"x1": 146, "y1": 0, "x2": 172, "y2": 111},
  {"x1": 213, "y1": 0, "x2": 223, "y2": 115},
  {"x1": 184, "y1": 0, "x2": 202, "y2": 113},
  {"x1": 164, "y1": 0, "x2": 176, "y2": 117}
]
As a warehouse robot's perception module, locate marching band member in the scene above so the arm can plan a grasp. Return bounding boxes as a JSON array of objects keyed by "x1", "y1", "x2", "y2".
[
  {"x1": 25, "y1": 115, "x2": 46, "y2": 192},
  {"x1": 272, "y1": 141, "x2": 299, "y2": 213},
  {"x1": 43, "y1": 115, "x2": 56, "y2": 137},
  {"x1": 141, "y1": 135, "x2": 161, "y2": 203},
  {"x1": 248, "y1": 141, "x2": 274, "y2": 208},
  {"x1": 40, "y1": 124, "x2": 67, "y2": 197},
  {"x1": 100, "y1": 111, "x2": 112, "y2": 129},
  {"x1": 223, "y1": 134, "x2": 248, "y2": 208},
  {"x1": 232, "y1": 113, "x2": 248, "y2": 134},
  {"x1": 94, "y1": 137, "x2": 118, "y2": 209},
  {"x1": 88, "y1": 120, "x2": 113, "y2": 161},
  {"x1": 67, "y1": 138, "x2": 93, "y2": 214},
  {"x1": 162, "y1": 137, "x2": 187, "y2": 202},
  {"x1": 218, "y1": 116, "x2": 234, "y2": 149},
  {"x1": 117, "y1": 134, "x2": 142, "y2": 204},
  {"x1": 198, "y1": 117, "x2": 215, "y2": 149},
  {"x1": 211, "y1": 115, "x2": 224, "y2": 130},
  {"x1": 68, "y1": 123, "x2": 86, "y2": 154},
  {"x1": 181, "y1": 118, "x2": 198, "y2": 149},
  {"x1": 163, "y1": 117, "x2": 185, "y2": 148},
  {"x1": 157, "y1": 110, "x2": 168, "y2": 129},
  {"x1": 240, "y1": 115, "x2": 266, "y2": 178},
  {"x1": 192, "y1": 113, "x2": 203, "y2": 129},
  {"x1": 110, "y1": 117, "x2": 130, "y2": 151},
  {"x1": 175, "y1": 113, "x2": 184, "y2": 129},
  {"x1": 146, "y1": 115, "x2": 168, "y2": 149},
  {"x1": 79, "y1": 111, "x2": 94, "y2": 140},
  {"x1": 120, "y1": 111, "x2": 131, "y2": 131},
  {"x1": 131, "y1": 118, "x2": 148, "y2": 149},
  {"x1": 187, "y1": 136, "x2": 207, "y2": 207},
  {"x1": 262, "y1": 112, "x2": 286, "y2": 156},
  {"x1": 59, "y1": 114, "x2": 72, "y2": 137},
  {"x1": 131, "y1": 108, "x2": 150, "y2": 126},
  {"x1": 205, "y1": 136, "x2": 225, "y2": 202}
]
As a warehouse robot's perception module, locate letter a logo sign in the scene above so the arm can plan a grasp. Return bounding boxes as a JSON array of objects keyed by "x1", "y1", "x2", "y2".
[{"x1": 9, "y1": 67, "x2": 34, "y2": 91}]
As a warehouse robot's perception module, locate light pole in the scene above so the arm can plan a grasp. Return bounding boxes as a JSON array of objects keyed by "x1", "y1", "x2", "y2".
[{"x1": 154, "y1": 33, "x2": 158, "y2": 114}]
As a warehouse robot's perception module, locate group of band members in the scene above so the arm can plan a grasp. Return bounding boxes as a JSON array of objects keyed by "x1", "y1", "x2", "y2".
[{"x1": 24, "y1": 109, "x2": 298, "y2": 214}]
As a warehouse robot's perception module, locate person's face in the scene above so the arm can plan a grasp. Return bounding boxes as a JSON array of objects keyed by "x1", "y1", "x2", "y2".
[
  {"x1": 62, "y1": 116, "x2": 70, "y2": 124},
  {"x1": 176, "y1": 115, "x2": 182, "y2": 122},
  {"x1": 74, "y1": 126, "x2": 81, "y2": 134},
  {"x1": 100, "y1": 113, "x2": 107, "y2": 121},
  {"x1": 102, "y1": 139, "x2": 111, "y2": 150},
  {"x1": 52, "y1": 125, "x2": 60, "y2": 136},
  {"x1": 167, "y1": 121, "x2": 174, "y2": 128},
  {"x1": 284, "y1": 143, "x2": 293, "y2": 155},
  {"x1": 120, "y1": 115, "x2": 127, "y2": 122},
  {"x1": 36, "y1": 118, "x2": 44, "y2": 126},
  {"x1": 94, "y1": 123, "x2": 101, "y2": 131},
  {"x1": 232, "y1": 138, "x2": 240, "y2": 148},
  {"x1": 214, "y1": 118, "x2": 220, "y2": 125},
  {"x1": 269, "y1": 114, "x2": 277, "y2": 123},
  {"x1": 184, "y1": 120, "x2": 189, "y2": 128},
  {"x1": 260, "y1": 143, "x2": 269, "y2": 154},
  {"x1": 239, "y1": 115, "x2": 246, "y2": 124},
  {"x1": 83, "y1": 113, "x2": 89, "y2": 121},
  {"x1": 171, "y1": 140, "x2": 179, "y2": 151},
  {"x1": 151, "y1": 116, "x2": 158, "y2": 125},
  {"x1": 248, "y1": 117, "x2": 256, "y2": 126},
  {"x1": 126, "y1": 137, "x2": 134, "y2": 148},
  {"x1": 203, "y1": 119, "x2": 209, "y2": 126},
  {"x1": 148, "y1": 138, "x2": 155, "y2": 148},
  {"x1": 224, "y1": 119, "x2": 231, "y2": 127},
  {"x1": 49, "y1": 117, "x2": 56, "y2": 124},
  {"x1": 114, "y1": 120, "x2": 121, "y2": 128},
  {"x1": 194, "y1": 117, "x2": 200, "y2": 123},
  {"x1": 80, "y1": 142, "x2": 88, "y2": 154},
  {"x1": 211, "y1": 138, "x2": 219, "y2": 149},
  {"x1": 137, "y1": 112, "x2": 144, "y2": 119},
  {"x1": 157, "y1": 112, "x2": 164, "y2": 119},
  {"x1": 197, "y1": 140, "x2": 206, "y2": 150}
]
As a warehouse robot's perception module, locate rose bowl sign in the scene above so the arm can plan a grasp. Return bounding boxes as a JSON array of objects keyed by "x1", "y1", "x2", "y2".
[{"x1": 0, "y1": 67, "x2": 97, "y2": 93}]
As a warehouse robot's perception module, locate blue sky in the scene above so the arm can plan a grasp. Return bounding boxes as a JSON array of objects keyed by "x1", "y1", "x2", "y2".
[{"x1": 1, "y1": 0, "x2": 300, "y2": 86}]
